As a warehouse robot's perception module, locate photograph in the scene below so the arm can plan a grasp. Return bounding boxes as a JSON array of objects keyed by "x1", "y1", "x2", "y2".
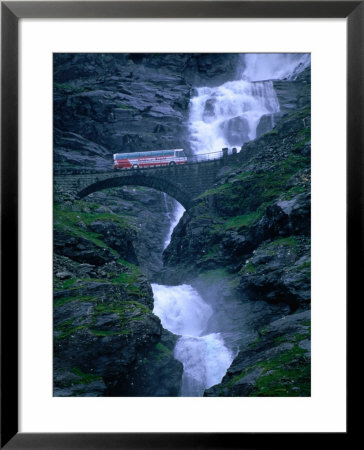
[{"x1": 53, "y1": 52, "x2": 311, "y2": 398}]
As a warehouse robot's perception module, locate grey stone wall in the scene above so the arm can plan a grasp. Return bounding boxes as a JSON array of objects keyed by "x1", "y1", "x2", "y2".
[{"x1": 54, "y1": 156, "x2": 231, "y2": 209}]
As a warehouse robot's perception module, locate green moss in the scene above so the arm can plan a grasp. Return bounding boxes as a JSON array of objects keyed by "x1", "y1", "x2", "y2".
[
  {"x1": 226, "y1": 370, "x2": 249, "y2": 388},
  {"x1": 296, "y1": 261, "x2": 311, "y2": 271},
  {"x1": 200, "y1": 245, "x2": 219, "y2": 262},
  {"x1": 266, "y1": 236, "x2": 299, "y2": 249},
  {"x1": 280, "y1": 107, "x2": 311, "y2": 124},
  {"x1": 54, "y1": 202, "x2": 130, "y2": 229},
  {"x1": 274, "y1": 336, "x2": 287, "y2": 345},
  {"x1": 54, "y1": 83, "x2": 91, "y2": 94},
  {"x1": 155, "y1": 342, "x2": 172, "y2": 360},
  {"x1": 295, "y1": 127, "x2": 311, "y2": 146},
  {"x1": 93, "y1": 299, "x2": 150, "y2": 318},
  {"x1": 55, "y1": 297, "x2": 150, "y2": 340},
  {"x1": 224, "y1": 210, "x2": 263, "y2": 230},
  {"x1": 112, "y1": 271, "x2": 138, "y2": 284},
  {"x1": 90, "y1": 329, "x2": 130, "y2": 336},
  {"x1": 54, "y1": 295, "x2": 96, "y2": 308},
  {"x1": 116, "y1": 103, "x2": 136, "y2": 111},
  {"x1": 92, "y1": 299, "x2": 151, "y2": 338},
  {"x1": 111, "y1": 271, "x2": 146, "y2": 297},
  {"x1": 274, "y1": 331, "x2": 310, "y2": 346},
  {"x1": 252, "y1": 344, "x2": 310, "y2": 397},
  {"x1": 294, "y1": 333, "x2": 309, "y2": 342},
  {"x1": 262, "y1": 128, "x2": 278, "y2": 136},
  {"x1": 55, "y1": 324, "x2": 87, "y2": 340},
  {"x1": 258, "y1": 154, "x2": 309, "y2": 201},
  {"x1": 198, "y1": 150, "x2": 309, "y2": 225},
  {"x1": 56, "y1": 278, "x2": 78, "y2": 290},
  {"x1": 281, "y1": 184, "x2": 306, "y2": 200},
  {"x1": 197, "y1": 182, "x2": 232, "y2": 199},
  {"x1": 71, "y1": 367, "x2": 102, "y2": 384},
  {"x1": 54, "y1": 221, "x2": 117, "y2": 256},
  {"x1": 242, "y1": 262, "x2": 257, "y2": 274},
  {"x1": 249, "y1": 337, "x2": 260, "y2": 348},
  {"x1": 217, "y1": 340, "x2": 310, "y2": 397},
  {"x1": 54, "y1": 200, "x2": 135, "y2": 257},
  {"x1": 117, "y1": 258, "x2": 138, "y2": 270}
]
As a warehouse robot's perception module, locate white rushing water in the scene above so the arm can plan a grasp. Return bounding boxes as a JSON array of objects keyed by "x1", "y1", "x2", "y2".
[
  {"x1": 189, "y1": 80, "x2": 280, "y2": 155},
  {"x1": 189, "y1": 53, "x2": 310, "y2": 156},
  {"x1": 240, "y1": 53, "x2": 311, "y2": 82},
  {"x1": 163, "y1": 196, "x2": 185, "y2": 249},
  {"x1": 152, "y1": 284, "x2": 234, "y2": 396}
]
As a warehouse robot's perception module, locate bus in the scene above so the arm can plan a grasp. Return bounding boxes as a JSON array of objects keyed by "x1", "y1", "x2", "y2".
[{"x1": 113, "y1": 149, "x2": 188, "y2": 169}]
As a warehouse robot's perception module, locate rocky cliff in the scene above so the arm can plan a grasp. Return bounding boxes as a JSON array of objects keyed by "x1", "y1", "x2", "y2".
[{"x1": 53, "y1": 194, "x2": 182, "y2": 396}]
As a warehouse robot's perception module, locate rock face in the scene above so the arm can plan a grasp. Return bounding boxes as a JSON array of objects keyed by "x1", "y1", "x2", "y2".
[
  {"x1": 273, "y1": 66, "x2": 311, "y2": 114},
  {"x1": 204, "y1": 310, "x2": 311, "y2": 397},
  {"x1": 239, "y1": 236, "x2": 310, "y2": 308},
  {"x1": 53, "y1": 198, "x2": 182, "y2": 396},
  {"x1": 74, "y1": 187, "x2": 176, "y2": 279}
]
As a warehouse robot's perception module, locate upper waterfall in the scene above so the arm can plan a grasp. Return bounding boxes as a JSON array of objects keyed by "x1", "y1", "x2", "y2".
[
  {"x1": 189, "y1": 80, "x2": 280, "y2": 155},
  {"x1": 239, "y1": 53, "x2": 311, "y2": 82},
  {"x1": 188, "y1": 53, "x2": 310, "y2": 156}
]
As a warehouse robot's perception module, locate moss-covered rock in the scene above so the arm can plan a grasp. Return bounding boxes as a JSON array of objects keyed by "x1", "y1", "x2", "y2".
[
  {"x1": 238, "y1": 236, "x2": 311, "y2": 308},
  {"x1": 205, "y1": 310, "x2": 311, "y2": 397},
  {"x1": 53, "y1": 198, "x2": 182, "y2": 396}
]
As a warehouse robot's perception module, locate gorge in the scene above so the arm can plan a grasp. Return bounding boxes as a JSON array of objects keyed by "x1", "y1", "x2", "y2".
[{"x1": 53, "y1": 53, "x2": 311, "y2": 397}]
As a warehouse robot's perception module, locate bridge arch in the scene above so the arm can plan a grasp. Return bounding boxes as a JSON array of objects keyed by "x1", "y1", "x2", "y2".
[{"x1": 76, "y1": 173, "x2": 193, "y2": 210}]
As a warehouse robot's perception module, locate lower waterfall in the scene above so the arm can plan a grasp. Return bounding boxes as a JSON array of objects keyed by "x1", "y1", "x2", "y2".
[{"x1": 152, "y1": 283, "x2": 234, "y2": 396}]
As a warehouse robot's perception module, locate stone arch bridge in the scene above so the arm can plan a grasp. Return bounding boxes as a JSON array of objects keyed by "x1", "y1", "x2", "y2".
[{"x1": 54, "y1": 151, "x2": 243, "y2": 210}]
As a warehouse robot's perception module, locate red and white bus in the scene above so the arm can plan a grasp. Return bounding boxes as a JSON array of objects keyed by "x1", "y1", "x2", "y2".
[{"x1": 113, "y1": 149, "x2": 187, "y2": 169}]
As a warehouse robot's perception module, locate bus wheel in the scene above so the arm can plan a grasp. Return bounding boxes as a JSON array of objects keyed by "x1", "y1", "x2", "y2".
[
  {"x1": 169, "y1": 161, "x2": 176, "y2": 166},
  {"x1": 132, "y1": 164, "x2": 139, "y2": 169}
]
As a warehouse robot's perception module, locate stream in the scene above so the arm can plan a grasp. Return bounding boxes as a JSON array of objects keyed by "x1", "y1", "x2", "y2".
[{"x1": 152, "y1": 283, "x2": 234, "y2": 396}]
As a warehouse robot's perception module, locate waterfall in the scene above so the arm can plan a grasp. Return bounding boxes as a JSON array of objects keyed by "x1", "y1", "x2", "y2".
[
  {"x1": 240, "y1": 53, "x2": 311, "y2": 81},
  {"x1": 152, "y1": 284, "x2": 234, "y2": 396},
  {"x1": 189, "y1": 80, "x2": 280, "y2": 155},
  {"x1": 163, "y1": 193, "x2": 172, "y2": 223},
  {"x1": 163, "y1": 198, "x2": 185, "y2": 249},
  {"x1": 189, "y1": 53, "x2": 310, "y2": 155}
]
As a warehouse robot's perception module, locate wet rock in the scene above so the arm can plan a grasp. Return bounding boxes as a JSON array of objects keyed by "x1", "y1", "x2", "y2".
[
  {"x1": 88, "y1": 220, "x2": 138, "y2": 265},
  {"x1": 55, "y1": 271, "x2": 73, "y2": 280},
  {"x1": 53, "y1": 198, "x2": 183, "y2": 396},
  {"x1": 205, "y1": 311, "x2": 311, "y2": 397},
  {"x1": 53, "y1": 368, "x2": 108, "y2": 397},
  {"x1": 220, "y1": 115, "x2": 250, "y2": 146},
  {"x1": 238, "y1": 236, "x2": 311, "y2": 308},
  {"x1": 54, "y1": 230, "x2": 116, "y2": 266}
]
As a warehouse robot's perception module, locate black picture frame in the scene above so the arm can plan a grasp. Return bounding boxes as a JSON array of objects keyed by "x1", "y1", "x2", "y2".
[{"x1": 1, "y1": 1, "x2": 358, "y2": 448}]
